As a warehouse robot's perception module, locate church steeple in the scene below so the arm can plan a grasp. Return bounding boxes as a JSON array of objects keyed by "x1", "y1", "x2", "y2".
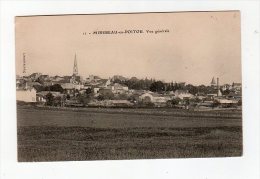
[
  {"x1": 73, "y1": 53, "x2": 78, "y2": 76},
  {"x1": 211, "y1": 77, "x2": 216, "y2": 86}
]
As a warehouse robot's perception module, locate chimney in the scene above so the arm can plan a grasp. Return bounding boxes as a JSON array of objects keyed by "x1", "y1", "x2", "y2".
[{"x1": 217, "y1": 77, "x2": 219, "y2": 96}]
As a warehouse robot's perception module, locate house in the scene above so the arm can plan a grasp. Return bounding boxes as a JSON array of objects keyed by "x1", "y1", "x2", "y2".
[
  {"x1": 70, "y1": 75, "x2": 82, "y2": 84},
  {"x1": 227, "y1": 91, "x2": 242, "y2": 100},
  {"x1": 174, "y1": 90, "x2": 194, "y2": 100},
  {"x1": 29, "y1": 73, "x2": 42, "y2": 81},
  {"x1": 61, "y1": 83, "x2": 75, "y2": 95},
  {"x1": 139, "y1": 92, "x2": 172, "y2": 104},
  {"x1": 196, "y1": 92, "x2": 207, "y2": 100},
  {"x1": 16, "y1": 87, "x2": 37, "y2": 102},
  {"x1": 109, "y1": 83, "x2": 128, "y2": 94},
  {"x1": 216, "y1": 98, "x2": 238, "y2": 104},
  {"x1": 61, "y1": 83, "x2": 84, "y2": 92},
  {"x1": 111, "y1": 75, "x2": 128, "y2": 82},
  {"x1": 36, "y1": 93, "x2": 46, "y2": 103},
  {"x1": 232, "y1": 82, "x2": 242, "y2": 91},
  {"x1": 26, "y1": 81, "x2": 42, "y2": 88},
  {"x1": 221, "y1": 84, "x2": 232, "y2": 91},
  {"x1": 206, "y1": 89, "x2": 222, "y2": 99},
  {"x1": 85, "y1": 75, "x2": 102, "y2": 83},
  {"x1": 97, "y1": 79, "x2": 111, "y2": 88},
  {"x1": 88, "y1": 99, "x2": 133, "y2": 107},
  {"x1": 38, "y1": 74, "x2": 50, "y2": 81},
  {"x1": 215, "y1": 98, "x2": 238, "y2": 108},
  {"x1": 50, "y1": 75, "x2": 63, "y2": 82},
  {"x1": 93, "y1": 87, "x2": 100, "y2": 94},
  {"x1": 85, "y1": 79, "x2": 110, "y2": 88}
]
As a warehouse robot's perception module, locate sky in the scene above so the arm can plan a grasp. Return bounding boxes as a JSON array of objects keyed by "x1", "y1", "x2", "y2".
[{"x1": 15, "y1": 11, "x2": 241, "y2": 85}]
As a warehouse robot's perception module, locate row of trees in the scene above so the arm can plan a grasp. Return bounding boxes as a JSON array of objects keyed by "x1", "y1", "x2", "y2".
[
  {"x1": 34, "y1": 84, "x2": 64, "y2": 93},
  {"x1": 34, "y1": 81, "x2": 233, "y2": 98},
  {"x1": 114, "y1": 78, "x2": 232, "y2": 95}
]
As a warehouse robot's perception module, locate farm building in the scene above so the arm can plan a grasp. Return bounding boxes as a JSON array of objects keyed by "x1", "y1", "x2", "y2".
[{"x1": 16, "y1": 87, "x2": 37, "y2": 103}]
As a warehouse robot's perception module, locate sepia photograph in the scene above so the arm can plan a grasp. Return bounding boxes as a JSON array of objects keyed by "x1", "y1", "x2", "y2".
[{"x1": 15, "y1": 11, "x2": 242, "y2": 162}]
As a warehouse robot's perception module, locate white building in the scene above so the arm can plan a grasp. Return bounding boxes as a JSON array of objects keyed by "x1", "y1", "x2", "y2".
[
  {"x1": 16, "y1": 88, "x2": 37, "y2": 102},
  {"x1": 61, "y1": 83, "x2": 84, "y2": 92},
  {"x1": 174, "y1": 90, "x2": 194, "y2": 100},
  {"x1": 139, "y1": 92, "x2": 172, "y2": 103},
  {"x1": 110, "y1": 83, "x2": 128, "y2": 94}
]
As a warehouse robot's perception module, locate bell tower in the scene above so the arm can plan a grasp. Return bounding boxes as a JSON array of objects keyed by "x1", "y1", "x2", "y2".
[{"x1": 73, "y1": 53, "x2": 78, "y2": 76}]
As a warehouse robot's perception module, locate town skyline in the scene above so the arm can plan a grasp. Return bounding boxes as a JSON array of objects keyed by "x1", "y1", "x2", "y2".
[
  {"x1": 16, "y1": 11, "x2": 241, "y2": 85},
  {"x1": 17, "y1": 52, "x2": 241, "y2": 86},
  {"x1": 17, "y1": 70, "x2": 241, "y2": 87}
]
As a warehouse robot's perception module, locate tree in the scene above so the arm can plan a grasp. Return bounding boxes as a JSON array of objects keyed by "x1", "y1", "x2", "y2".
[
  {"x1": 46, "y1": 93, "x2": 54, "y2": 106},
  {"x1": 49, "y1": 84, "x2": 64, "y2": 93},
  {"x1": 85, "y1": 88, "x2": 92, "y2": 95},
  {"x1": 53, "y1": 96, "x2": 62, "y2": 106},
  {"x1": 124, "y1": 77, "x2": 154, "y2": 90},
  {"x1": 77, "y1": 89, "x2": 94, "y2": 106},
  {"x1": 78, "y1": 94, "x2": 91, "y2": 106},
  {"x1": 185, "y1": 84, "x2": 198, "y2": 95},
  {"x1": 98, "y1": 89, "x2": 114, "y2": 100},
  {"x1": 222, "y1": 89, "x2": 231, "y2": 96},
  {"x1": 150, "y1": 81, "x2": 165, "y2": 92},
  {"x1": 33, "y1": 85, "x2": 45, "y2": 92}
]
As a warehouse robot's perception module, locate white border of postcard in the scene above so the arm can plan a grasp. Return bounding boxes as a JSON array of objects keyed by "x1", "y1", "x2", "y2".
[{"x1": 0, "y1": 1, "x2": 259, "y2": 179}]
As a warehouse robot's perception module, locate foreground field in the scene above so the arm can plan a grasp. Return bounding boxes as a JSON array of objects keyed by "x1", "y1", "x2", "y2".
[{"x1": 17, "y1": 105, "x2": 242, "y2": 161}]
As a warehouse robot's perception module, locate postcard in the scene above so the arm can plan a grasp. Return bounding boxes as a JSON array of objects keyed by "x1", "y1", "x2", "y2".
[{"x1": 15, "y1": 11, "x2": 242, "y2": 162}]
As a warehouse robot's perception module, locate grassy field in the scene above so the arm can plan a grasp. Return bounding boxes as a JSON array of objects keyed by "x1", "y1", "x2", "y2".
[{"x1": 17, "y1": 105, "x2": 242, "y2": 162}]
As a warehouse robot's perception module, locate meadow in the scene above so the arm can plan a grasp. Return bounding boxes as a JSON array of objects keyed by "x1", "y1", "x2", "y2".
[{"x1": 17, "y1": 105, "x2": 242, "y2": 161}]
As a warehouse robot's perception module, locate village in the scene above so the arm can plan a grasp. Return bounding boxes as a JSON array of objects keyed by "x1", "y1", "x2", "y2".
[{"x1": 16, "y1": 56, "x2": 242, "y2": 110}]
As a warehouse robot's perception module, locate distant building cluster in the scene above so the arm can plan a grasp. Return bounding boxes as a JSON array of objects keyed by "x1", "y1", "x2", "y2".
[{"x1": 16, "y1": 56, "x2": 242, "y2": 109}]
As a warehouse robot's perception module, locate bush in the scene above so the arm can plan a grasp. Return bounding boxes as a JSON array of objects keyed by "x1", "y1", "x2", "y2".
[
  {"x1": 171, "y1": 98, "x2": 181, "y2": 105},
  {"x1": 99, "y1": 89, "x2": 114, "y2": 100}
]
